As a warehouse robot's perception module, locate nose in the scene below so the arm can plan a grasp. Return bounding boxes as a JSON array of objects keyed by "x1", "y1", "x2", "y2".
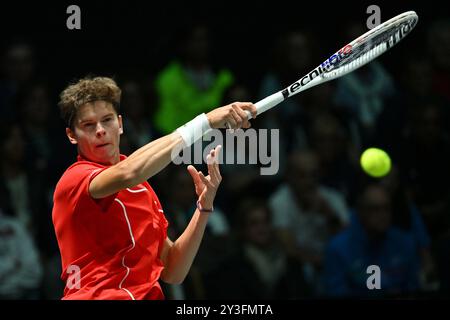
[{"x1": 95, "y1": 123, "x2": 106, "y2": 137}]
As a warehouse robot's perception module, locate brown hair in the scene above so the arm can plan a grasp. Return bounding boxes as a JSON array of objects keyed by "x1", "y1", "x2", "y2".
[{"x1": 58, "y1": 76, "x2": 121, "y2": 128}]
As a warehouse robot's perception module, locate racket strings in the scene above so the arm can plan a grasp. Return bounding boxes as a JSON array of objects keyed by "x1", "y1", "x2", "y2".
[
  {"x1": 321, "y1": 16, "x2": 415, "y2": 80},
  {"x1": 324, "y1": 41, "x2": 388, "y2": 79}
]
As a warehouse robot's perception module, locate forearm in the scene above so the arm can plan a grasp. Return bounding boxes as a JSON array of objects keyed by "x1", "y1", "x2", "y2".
[
  {"x1": 162, "y1": 209, "x2": 209, "y2": 284},
  {"x1": 120, "y1": 111, "x2": 213, "y2": 186},
  {"x1": 121, "y1": 132, "x2": 183, "y2": 185}
]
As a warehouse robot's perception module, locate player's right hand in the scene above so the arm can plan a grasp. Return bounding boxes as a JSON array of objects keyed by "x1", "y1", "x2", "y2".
[{"x1": 206, "y1": 102, "x2": 257, "y2": 129}]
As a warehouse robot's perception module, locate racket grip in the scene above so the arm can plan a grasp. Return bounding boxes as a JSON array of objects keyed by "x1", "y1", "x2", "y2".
[
  {"x1": 226, "y1": 91, "x2": 285, "y2": 129},
  {"x1": 245, "y1": 91, "x2": 285, "y2": 120}
]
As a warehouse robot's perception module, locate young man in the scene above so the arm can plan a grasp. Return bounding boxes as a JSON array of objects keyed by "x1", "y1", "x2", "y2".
[
  {"x1": 323, "y1": 182, "x2": 420, "y2": 297},
  {"x1": 52, "y1": 76, "x2": 256, "y2": 299}
]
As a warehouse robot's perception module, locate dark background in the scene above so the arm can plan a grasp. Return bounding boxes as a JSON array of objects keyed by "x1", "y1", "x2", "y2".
[{"x1": 1, "y1": 1, "x2": 440, "y2": 92}]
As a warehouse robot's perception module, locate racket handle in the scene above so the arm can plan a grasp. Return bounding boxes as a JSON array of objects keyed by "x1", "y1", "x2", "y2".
[
  {"x1": 245, "y1": 91, "x2": 285, "y2": 120},
  {"x1": 225, "y1": 91, "x2": 285, "y2": 129}
]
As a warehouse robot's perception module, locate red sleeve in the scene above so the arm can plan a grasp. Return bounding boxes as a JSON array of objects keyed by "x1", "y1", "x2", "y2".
[
  {"x1": 59, "y1": 163, "x2": 118, "y2": 212},
  {"x1": 87, "y1": 168, "x2": 119, "y2": 211}
]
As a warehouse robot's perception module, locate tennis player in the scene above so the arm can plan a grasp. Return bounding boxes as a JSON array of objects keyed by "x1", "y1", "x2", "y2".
[{"x1": 52, "y1": 76, "x2": 256, "y2": 299}]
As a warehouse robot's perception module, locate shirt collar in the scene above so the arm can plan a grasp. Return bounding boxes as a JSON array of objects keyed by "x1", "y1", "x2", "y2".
[{"x1": 76, "y1": 154, "x2": 127, "y2": 164}]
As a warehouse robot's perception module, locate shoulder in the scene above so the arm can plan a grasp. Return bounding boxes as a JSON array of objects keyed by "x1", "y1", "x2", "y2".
[
  {"x1": 388, "y1": 227, "x2": 415, "y2": 249},
  {"x1": 0, "y1": 214, "x2": 24, "y2": 232},
  {"x1": 319, "y1": 185, "x2": 346, "y2": 202},
  {"x1": 270, "y1": 184, "x2": 291, "y2": 202},
  {"x1": 156, "y1": 62, "x2": 182, "y2": 83},
  {"x1": 269, "y1": 184, "x2": 295, "y2": 212},
  {"x1": 55, "y1": 161, "x2": 104, "y2": 195},
  {"x1": 216, "y1": 69, "x2": 234, "y2": 83},
  {"x1": 329, "y1": 229, "x2": 350, "y2": 248},
  {"x1": 59, "y1": 161, "x2": 103, "y2": 182}
]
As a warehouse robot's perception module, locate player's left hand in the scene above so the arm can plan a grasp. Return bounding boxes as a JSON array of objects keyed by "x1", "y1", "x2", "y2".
[{"x1": 187, "y1": 145, "x2": 222, "y2": 211}]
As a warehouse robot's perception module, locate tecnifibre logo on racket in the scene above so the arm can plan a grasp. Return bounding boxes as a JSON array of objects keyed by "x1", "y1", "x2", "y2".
[{"x1": 282, "y1": 45, "x2": 353, "y2": 98}]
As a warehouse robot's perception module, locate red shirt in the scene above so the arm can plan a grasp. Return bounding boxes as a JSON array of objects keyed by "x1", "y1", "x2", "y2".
[{"x1": 52, "y1": 155, "x2": 169, "y2": 300}]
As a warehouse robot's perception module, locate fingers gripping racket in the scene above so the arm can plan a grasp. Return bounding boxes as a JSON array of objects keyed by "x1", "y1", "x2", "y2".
[{"x1": 245, "y1": 11, "x2": 418, "y2": 120}]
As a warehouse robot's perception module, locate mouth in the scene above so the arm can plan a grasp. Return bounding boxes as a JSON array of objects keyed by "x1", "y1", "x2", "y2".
[{"x1": 96, "y1": 143, "x2": 110, "y2": 148}]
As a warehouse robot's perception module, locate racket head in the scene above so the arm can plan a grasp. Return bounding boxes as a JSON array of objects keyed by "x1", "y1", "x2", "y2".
[
  {"x1": 322, "y1": 11, "x2": 419, "y2": 79},
  {"x1": 254, "y1": 11, "x2": 419, "y2": 119},
  {"x1": 284, "y1": 11, "x2": 418, "y2": 99}
]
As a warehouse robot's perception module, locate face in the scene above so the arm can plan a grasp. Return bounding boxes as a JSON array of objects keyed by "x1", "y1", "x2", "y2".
[
  {"x1": 3, "y1": 125, "x2": 25, "y2": 164},
  {"x1": 244, "y1": 207, "x2": 272, "y2": 248},
  {"x1": 359, "y1": 185, "x2": 391, "y2": 236},
  {"x1": 185, "y1": 26, "x2": 210, "y2": 62},
  {"x1": 312, "y1": 117, "x2": 344, "y2": 163},
  {"x1": 287, "y1": 152, "x2": 319, "y2": 196},
  {"x1": 413, "y1": 105, "x2": 442, "y2": 145},
  {"x1": 287, "y1": 32, "x2": 311, "y2": 72},
  {"x1": 66, "y1": 100, "x2": 123, "y2": 165},
  {"x1": 24, "y1": 85, "x2": 50, "y2": 126}
]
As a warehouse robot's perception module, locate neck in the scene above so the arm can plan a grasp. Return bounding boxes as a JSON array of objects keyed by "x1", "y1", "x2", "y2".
[
  {"x1": 365, "y1": 229, "x2": 387, "y2": 243},
  {"x1": 78, "y1": 150, "x2": 120, "y2": 166},
  {"x1": 186, "y1": 60, "x2": 208, "y2": 70}
]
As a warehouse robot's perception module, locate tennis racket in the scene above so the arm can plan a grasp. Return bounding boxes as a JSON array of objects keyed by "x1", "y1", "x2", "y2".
[{"x1": 244, "y1": 11, "x2": 418, "y2": 120}]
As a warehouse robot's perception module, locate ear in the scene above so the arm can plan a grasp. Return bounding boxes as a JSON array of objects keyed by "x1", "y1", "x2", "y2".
[
  {"x1": 118, "y1": 115, "x2": 124, "y2": 135},
  {"x1": 66, "y1": 127, "x2": 78, "y2": 145}
]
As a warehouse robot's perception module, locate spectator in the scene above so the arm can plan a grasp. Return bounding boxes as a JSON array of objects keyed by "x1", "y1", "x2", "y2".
[
  {"x1": 0, "y1": 124, "x2": 34, "y2": 233},
  {"x1": 269, "y1": 150, "x2": 349, "y2": 292},
  {"x1": 120, "y1": 80, "x2": 162, "y2": 155},
  {"x1": 323, "y1": 183, "x2": 419, "y2": 297},
  {"x1": 258, "y1": 30, "x2": 315, "y2": 125},
  {"x1": 375, "y1": 56, "x2": 437, "y2": 150},
  {"x1": 396, "y1": 99, "x2": 450, "y2": 244},
  {"x1": 205, "y1": 198, "x2": 311, "y2": 299},
  {"x1": 0, "y1": 41, "x2": 36, "y2": 126},
  {"x1": 0, "y1": 207, "x2": 43, "y2": 299},
  {"x1": 379, "y1": 165, "x2": 438, "y2": 292},
  {"x1": 428, "y1": 19, "x2": 450, "y2": 102},
  {"x1": 307, "y1": 112, "x2": 359, "y2": 201},
  {"x1": 154, "y1": 24, "x2": 234, "y2": 134},
  {"x1": 323, "y1": 182, "x2": 420, "y2": 298},
  {"x1": 257, "y1": 30, "x2": 317, "y2": 174}
]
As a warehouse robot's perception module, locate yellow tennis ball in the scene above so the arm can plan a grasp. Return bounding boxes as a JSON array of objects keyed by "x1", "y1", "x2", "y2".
[{"x1": 360, "y1": 148, "x2": 392, "y2": 178}]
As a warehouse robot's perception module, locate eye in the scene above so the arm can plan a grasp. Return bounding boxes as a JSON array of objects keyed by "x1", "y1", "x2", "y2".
[{"x1": 103, "y1": 117, "x2": 113, "y2": 123}]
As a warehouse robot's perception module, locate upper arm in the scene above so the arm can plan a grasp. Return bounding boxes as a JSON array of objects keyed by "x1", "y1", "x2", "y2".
[{"x1": 89, "y1": 162, "x2": 133, "y2": 199}]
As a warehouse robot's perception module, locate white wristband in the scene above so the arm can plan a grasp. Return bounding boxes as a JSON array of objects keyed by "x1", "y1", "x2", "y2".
[{"x1": 176, "y1": 113, "x2": 213, "y2": 147}]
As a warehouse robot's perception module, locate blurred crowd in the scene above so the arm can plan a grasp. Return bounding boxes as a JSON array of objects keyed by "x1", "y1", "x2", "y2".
[{"x1": 1, "y1": 16, "x2": 450, "y2": 300}]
